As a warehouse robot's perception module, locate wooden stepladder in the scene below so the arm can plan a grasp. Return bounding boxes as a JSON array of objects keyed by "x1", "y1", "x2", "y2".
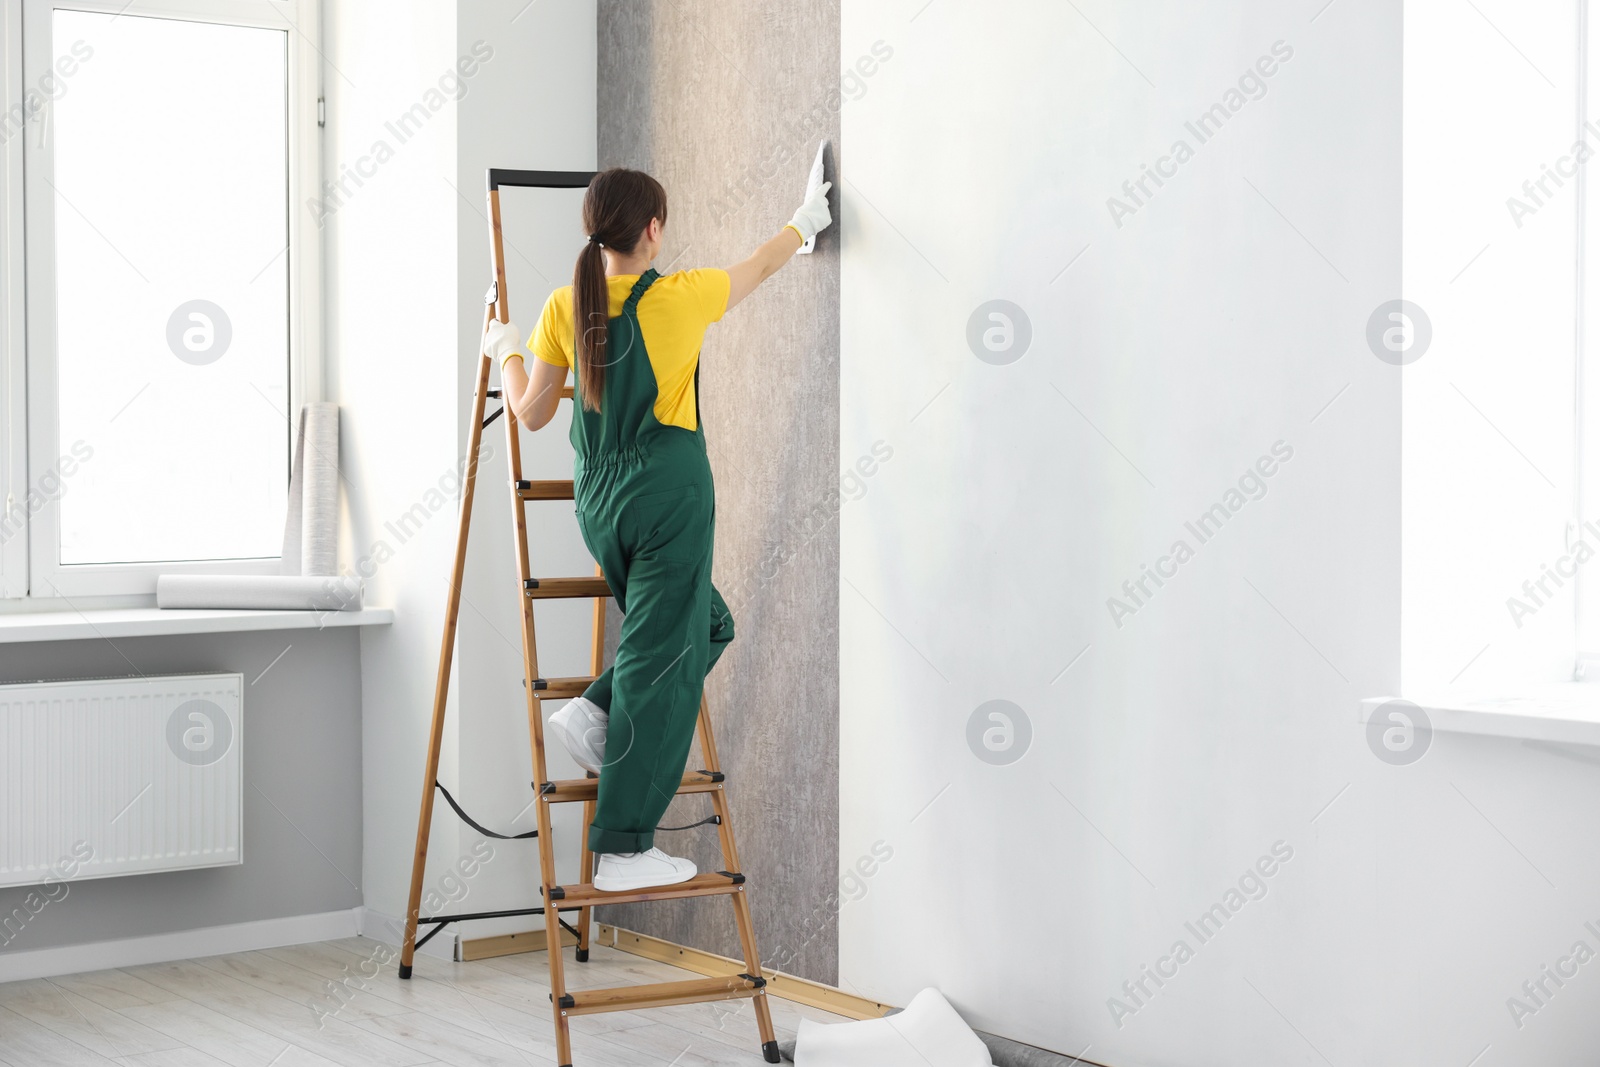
[{"x1": 395, "y1": 169, "x2": 780, "y2": 1067}]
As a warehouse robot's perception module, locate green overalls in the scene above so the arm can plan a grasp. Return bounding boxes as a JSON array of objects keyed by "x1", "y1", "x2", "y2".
[{"x1": 571, "y1": 268, "x2": 734, "y2": 855}]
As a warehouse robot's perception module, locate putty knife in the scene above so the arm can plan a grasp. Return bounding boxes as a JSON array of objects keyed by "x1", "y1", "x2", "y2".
[{"x1": 797, "y1": 140, "x2": 828, "y2": 255}]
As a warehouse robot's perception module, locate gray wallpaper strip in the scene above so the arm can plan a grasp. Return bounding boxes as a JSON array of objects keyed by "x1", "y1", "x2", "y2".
[{"x1": 597, "y1": 0, "x2": 842, "y2": 986}]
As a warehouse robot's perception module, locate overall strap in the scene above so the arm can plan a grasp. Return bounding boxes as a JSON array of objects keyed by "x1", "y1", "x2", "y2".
[{"x1": 623, "y1": 268, "x2": 660, "y2": 315}]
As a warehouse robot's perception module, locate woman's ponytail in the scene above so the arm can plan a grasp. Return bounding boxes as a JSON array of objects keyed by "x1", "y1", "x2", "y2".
[
  {"x1": 572, "y1": 238, "x2": 609, "y2": 412},
  {"x1": 572, "y1": 169, "x2": 669, "y2": 413}
]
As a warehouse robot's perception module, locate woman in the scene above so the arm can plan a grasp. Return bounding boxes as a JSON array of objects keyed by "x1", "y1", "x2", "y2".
[{"x1": 484, "y1": 166, "x2": 832, "y2": 892}]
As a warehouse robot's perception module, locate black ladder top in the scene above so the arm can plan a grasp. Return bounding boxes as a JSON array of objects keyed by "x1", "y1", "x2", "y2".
[{"x1": 487, "y1": 169, "x2": 597, "y2": 191}]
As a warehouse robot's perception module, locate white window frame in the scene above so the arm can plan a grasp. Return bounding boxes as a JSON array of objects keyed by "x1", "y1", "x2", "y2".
[
  {"x1": 0, "y1": 1, "x2": 26, "y2": 600},
  {"x1": 1580, "y1": 0, "x2": 1600, "y2": 673},
  {"x1": 2, "y1": 0, "x2": 321, "y2": 600}
]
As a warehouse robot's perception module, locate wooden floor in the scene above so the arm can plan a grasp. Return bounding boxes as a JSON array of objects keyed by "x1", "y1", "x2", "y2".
[{"x1": 0, "y1": 937, "x2": 851, "y2": 1066}]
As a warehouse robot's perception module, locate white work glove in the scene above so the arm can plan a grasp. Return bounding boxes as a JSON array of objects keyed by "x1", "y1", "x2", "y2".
[
  {"x1": 483, "y1": 319, "x2": 526, "y2": 371},
  {"x1": 786, "y1": 180, "x2": 833, "y2": 242}
]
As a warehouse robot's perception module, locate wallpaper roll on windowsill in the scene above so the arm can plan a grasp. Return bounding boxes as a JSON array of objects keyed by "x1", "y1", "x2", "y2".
[
  {"x1": 156, "y1": 574, "x2": 363, "y2": 611},
  {"x1": 281, "y1": 402, "x2": 340, "y2": 577},
  {"x1": 157, "y1": 402, "x2": 354, "y2": 611}
]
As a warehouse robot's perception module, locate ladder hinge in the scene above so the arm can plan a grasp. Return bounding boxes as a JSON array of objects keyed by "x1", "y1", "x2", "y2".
[
  {"x1": 700, "y1": 770, "x2": 725, "y2": 783},
  {"x1": 530, "y1": 678, "x2": 548, "y2": 691},
  {"x1": 539, "y1": 782, "x2": 556, "y2": 795},
  {"x1": 739, "y1": 973, "x2": 766, "y2": 989},
  {"x1": 552, "y1": 993, "x2": 575, "y2": 1008},
  {"x1": 523, "y1": 578, "x2": 539, "y2": 589},
  {"x1": 514, "y1": 479, "x2": 531, "y2": 490},
  {"x1": 317, "y1": 96, "x2": 326, "y2": 127},
  {"x1": 547, "y1": 886, "x2": 566, "y2": 900},
  {"x1": 718, "y1": 871, "x2": 746, "y2": 885},
  {"x1": 487, "y1": 388, "x2": 502, "y2": 399}
]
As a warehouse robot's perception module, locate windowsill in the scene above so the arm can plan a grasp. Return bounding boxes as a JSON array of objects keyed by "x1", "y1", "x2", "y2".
[
  {"x1": 1360, "y1": 685, "x2": 1600, "y2": 746},
  {"x1": 0, "y1": 606, "x2": 394, "y2": 644}
]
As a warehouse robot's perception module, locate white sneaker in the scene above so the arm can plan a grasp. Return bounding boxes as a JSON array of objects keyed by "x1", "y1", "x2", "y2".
[
  {"x1": 547, "y1": 697, "x2": 607, "y2": 774},
  {"x1": 593, "y1": 847, "x2": 697, "y2": 892}
]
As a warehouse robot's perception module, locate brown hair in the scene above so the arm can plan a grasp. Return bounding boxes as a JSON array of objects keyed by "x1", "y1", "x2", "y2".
[{"x1": 573, "y1": 168, "x2": 668, "y2": 412}]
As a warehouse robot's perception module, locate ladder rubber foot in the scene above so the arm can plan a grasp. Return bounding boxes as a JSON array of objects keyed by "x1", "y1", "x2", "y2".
[
  {"x1": 763, "y1": 1039, "x2": 781, "y2": 1063},
  {"x1": 397, "y1": 963, "x2": 412, "y2": 980},
  {"x1": 576, "y1": 948, "x2": 589, "y2": 962}
]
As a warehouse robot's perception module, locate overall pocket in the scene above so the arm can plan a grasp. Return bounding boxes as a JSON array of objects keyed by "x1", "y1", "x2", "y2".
[{"x1": 622, "y1": 484, "x2": 706, "y2": 562}]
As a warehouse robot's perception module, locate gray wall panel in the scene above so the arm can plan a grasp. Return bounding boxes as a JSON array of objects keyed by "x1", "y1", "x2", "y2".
[
  {"x1": 0, "y1": 628, "x2": 364, "y2": 952},
  {"x1": 597, "y1": 0, "x2": 841, "y2": 985}
]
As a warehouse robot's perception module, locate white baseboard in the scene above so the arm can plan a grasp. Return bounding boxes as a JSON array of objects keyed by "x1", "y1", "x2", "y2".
[
  {"x1": 0, "y1": 907, "x2": 361, "y2": 984},
  {"x1": 355, "y1": 905, "x2": 457, "y2": 964}
]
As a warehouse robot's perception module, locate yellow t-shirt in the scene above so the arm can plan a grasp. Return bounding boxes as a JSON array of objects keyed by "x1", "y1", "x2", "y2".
[{"x1": 529, "y1": 269, "x2": 731, "y2": 432}]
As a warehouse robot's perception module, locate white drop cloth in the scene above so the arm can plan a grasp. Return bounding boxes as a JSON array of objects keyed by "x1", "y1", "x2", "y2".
[{"x1": 794, "y1": 988, "x2": 992, "y2": 1067}]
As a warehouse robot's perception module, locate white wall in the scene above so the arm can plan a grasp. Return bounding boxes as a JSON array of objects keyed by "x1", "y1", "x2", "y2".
[
  {"x1": 326, "y1": 0, "x2": 461, "y2": 927},
  {"x1": 327, "y1": 0, "x2": 595, "y2": 930},
  {"x1": 845, "y1": 2, "x2": 1600, "y2": 1064},
  {"x1": 453, "y1": 0, "x2": 597, "y2": 932}
]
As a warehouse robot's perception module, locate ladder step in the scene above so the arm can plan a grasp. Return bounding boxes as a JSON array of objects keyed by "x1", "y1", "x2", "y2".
[
  {"x1": 539, "y1": 770, "x2": 723, "y2": 804},
  {"x1": 548, "y1": 870, "x2": 746, "y2": 907},
  {"x1": 555, "y1": 974, "x2": 764, "y2": 1016},
  {"x1": 526, "y1": 675, "x2": 597, "y2": 700},
  {"x1": 524, "y1": 577, "x2": 612, "y2": 599},
  {"x1": 516, "y1": 479, "x2": 576, "y2": 501}
]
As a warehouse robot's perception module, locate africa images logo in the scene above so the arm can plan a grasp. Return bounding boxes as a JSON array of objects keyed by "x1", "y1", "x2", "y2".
[
  {"x1": 1366, "y1": 699, "x2": 1431, "y2": 766},
  {"x1": 966, "y1": 700, "x2": 1032, "y2": 765},
  {"x1": 166, "y1": 699, "x2": 234, "y2": 767}
]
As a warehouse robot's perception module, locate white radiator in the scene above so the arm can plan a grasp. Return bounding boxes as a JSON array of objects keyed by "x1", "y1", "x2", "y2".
[{"x1": 0, "y1": 673, "x2": 243, "y2": 889}]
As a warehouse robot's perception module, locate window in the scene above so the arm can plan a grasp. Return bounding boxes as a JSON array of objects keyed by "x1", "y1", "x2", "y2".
[
  {"x1": 1, "y1": 0, "x2": 321, "y2": 600},
  {"x1": 1402, "y1": 0, "x2": 1590, "y2": 692}
]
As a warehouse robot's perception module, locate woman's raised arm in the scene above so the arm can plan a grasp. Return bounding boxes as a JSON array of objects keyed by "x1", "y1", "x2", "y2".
[{"x1": 725, "y1": 180, "x2": 831, "y2": 312}]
